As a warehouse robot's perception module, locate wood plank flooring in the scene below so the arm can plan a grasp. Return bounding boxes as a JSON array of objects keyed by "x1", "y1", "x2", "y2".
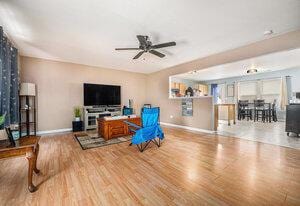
[{"x1": 0, "y1": 127, "x2": 300, "y2": 205}]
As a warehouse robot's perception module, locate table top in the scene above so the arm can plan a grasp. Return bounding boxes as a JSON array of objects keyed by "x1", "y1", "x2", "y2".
[
  {"x1": 97, "y1": 116, "x2": 141, "y2": 122},
  {"x1": 215, "y1": 103, "x2": 235, "y2": 106},
  {"x1": 0, "y1": 136, "x2": 40, "y2": 152}
]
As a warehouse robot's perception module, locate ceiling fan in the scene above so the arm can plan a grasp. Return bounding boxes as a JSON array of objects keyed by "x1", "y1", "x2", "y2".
[{"x1": 115, "y1": 35, "x2": 176, "y2": 59}]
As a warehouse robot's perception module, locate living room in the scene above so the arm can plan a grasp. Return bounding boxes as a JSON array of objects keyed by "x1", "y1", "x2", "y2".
[{"x1": 1, "y1": 1, "x2": 300, "y2": 205}]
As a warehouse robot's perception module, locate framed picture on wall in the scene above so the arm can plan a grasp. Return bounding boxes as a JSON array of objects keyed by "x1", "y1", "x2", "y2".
[
  {"x1": 227, "y1": 84, "x2": 235, "y2": 97},
  {"x1": 182, "y1": 98, "x2": 193, "y2": 116}
]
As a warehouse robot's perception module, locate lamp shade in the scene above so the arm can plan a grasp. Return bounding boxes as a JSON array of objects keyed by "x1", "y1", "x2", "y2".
[{"x1": 20, "y1": 83, "x2": 36, "y2": 96}]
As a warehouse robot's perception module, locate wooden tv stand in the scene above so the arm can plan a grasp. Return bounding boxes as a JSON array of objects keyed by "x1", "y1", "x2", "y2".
[{"x1": 97, "y1": 117, "x2": 141, "y2": 141}]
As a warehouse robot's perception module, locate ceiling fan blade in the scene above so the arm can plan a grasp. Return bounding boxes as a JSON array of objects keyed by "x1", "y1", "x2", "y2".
[
  {"x1": 133, "y1": 51, "x2": 144, "y2": 59},
  {"x1": 115, "y1": 48, "x2": 140, "y2": 50},
  {"x1": 151, "y1": 42, "x2": 176, "y2": 49},
  {"x1": 149, "y1": 50, "x2": 165, "y2": 58},
  {"x1": 137, "y1": 35, "x2": 147, "y2": 46}
]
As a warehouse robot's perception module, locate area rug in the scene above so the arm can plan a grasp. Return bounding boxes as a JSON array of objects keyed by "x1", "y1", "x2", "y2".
[{"x1": 74, "y1": 132, "x2": 131, "y2": 150}]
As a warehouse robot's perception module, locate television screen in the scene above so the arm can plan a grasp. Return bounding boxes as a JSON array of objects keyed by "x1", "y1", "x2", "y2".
[{"x1": 84, "y1": 83, "x2": 121, "y2": 106}]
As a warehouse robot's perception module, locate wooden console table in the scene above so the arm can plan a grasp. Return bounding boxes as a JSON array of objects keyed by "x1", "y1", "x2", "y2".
[
  {"x1": 98, "y1": 117, "x2": 141, "y2": 140},
  {"x1": 0, "y1": 136, "x2": 40, "y2": 192}
]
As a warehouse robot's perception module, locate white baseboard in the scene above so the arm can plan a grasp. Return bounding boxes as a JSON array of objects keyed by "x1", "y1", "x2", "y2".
[
  {"x1": 37, "y1": 128, "x2": 72, "y2": 135},
  {"x1": 160, "y1": 122, "x2": 214, "y2": 134},
  {"x1": 37, "y1": 123, "x2": 214, "y2": 136}
]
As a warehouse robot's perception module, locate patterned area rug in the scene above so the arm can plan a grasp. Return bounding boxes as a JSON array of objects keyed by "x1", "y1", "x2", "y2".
[{"x1": 74, "y1": 132, "x2": 131, "y2": 150}]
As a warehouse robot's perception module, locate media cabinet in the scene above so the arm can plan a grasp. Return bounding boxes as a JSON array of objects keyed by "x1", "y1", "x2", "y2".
[
  {"x1": 97, "y1": 117, "x2": 141, "y2": 140},
  {"x1": 84, "y1": 106, "x2": 122, "y2": 130}
]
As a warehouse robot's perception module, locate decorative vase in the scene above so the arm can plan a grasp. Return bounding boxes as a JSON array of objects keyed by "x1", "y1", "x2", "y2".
[
  {"x1": 129, "y1": 99, "x2": 133, "y2": 108},
  {"x1": 75, "y1": 117, "x2": 80, "y2": 122}
]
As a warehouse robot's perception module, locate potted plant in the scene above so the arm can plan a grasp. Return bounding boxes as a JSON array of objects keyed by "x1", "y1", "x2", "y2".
[
  {"x1": 0, "y1": 113, "x2": 5, "y2": 126},
  {"x1": 74, "y1": 107, "x2": 82, "y2": 122}
]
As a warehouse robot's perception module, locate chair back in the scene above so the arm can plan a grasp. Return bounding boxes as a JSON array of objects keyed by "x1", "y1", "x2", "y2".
[
  {"x1": 272, "y1": 99, "x2": 277, "y2": 110},
  {"x1": 143, "y1": 104, "x2": 152, "y2": 108},
  {"x1": 141, "y1": 107, "x2": 160, "y2": 127},
  {"x1": 5, "y1": 127, "x2": 15, "y2": 146},
  {"x1": 238, "y1": 100, "x2": 249, "y2": 108},
  {"x1": 254, "y1": 99, "x2": 265, "y2": 107}
]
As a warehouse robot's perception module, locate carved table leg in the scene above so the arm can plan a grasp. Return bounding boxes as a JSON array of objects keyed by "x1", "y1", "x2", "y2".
[
  {"x1": 26, "y1": 150, "x2": 37, "y2": 193},
  {"x1": 33, "y1": 144, "x2": 40, "y2": 174}
]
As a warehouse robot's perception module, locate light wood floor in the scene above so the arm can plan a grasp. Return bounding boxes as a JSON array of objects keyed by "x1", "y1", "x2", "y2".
[{"x1": 0, "y1": 127, "x2": 300, "y2": 205}]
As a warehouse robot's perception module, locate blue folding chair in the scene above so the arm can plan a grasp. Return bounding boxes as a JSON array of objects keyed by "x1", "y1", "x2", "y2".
[{"x1": 124, "y1": 107, "x2": 164, "y2": 152}]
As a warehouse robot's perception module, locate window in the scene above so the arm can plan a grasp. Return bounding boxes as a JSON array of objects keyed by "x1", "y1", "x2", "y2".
[
  {"x1": 262, "y1": 79, "x2": 281, "y2": 95},
  {"x1": 239, "y1": 81, "x2": 257, "y2": 96},
  {"x1": 261, "y1": 78, "x2": 281, "y2": 107},
  {"x1": 237, "y1": 78, "x2": 281, "y2": 108}
]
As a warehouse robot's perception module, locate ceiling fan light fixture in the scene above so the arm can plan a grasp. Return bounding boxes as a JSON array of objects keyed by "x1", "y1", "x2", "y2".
[{"x1": 246, "y1": 68, "x2": 258, "y2": 74}]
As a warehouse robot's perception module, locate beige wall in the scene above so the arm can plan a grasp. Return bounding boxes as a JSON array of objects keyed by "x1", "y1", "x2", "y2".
[
  {"x1": 20, "y1": 57, "x2": 147, "y2": 131},
  {"x1": 20, "y1": 30, "x2": 300, "y2": 132},
  {"x1": 146, "y1": 30, "x2": 300, "y2": 130},
  {"x1": 146, "y1": 71, "x2": 214, "y2": 130}
]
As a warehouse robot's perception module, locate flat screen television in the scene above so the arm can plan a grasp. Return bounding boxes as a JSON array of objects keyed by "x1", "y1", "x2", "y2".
[{"x1": 84, "y1": 83, "x2": 121, "y2": 106}]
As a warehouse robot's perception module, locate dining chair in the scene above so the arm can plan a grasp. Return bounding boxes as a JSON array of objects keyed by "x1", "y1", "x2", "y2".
[
  {"x1": 272, "y1": 100, "x2": 278, "y2": 122},
  {"x1": 265, "y1": 99, "x2": 278, "y2": 122},
  {"x1": 238, "y1": 100, "x2": 252, "y2": 120},
  {"x1": 254, "y1": 100, "x2": 268, "y2": 122}
]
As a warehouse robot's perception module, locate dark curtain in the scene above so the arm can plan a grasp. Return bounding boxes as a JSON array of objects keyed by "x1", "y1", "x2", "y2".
[
  {"x1": 211, "y1": 84, "x2": 218, "y2": 104},
  {"x1": 0, "y1": 26, "x2": 19, "y2": 127}
]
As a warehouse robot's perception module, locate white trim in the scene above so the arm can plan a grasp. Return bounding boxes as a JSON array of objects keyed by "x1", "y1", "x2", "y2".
[
  {"x1": 36, "y1": 123, "x2": 214, "y2": 136},
  {"x1": 37, "y1": 128, "x2": 72, "y2": 135},
  {"x1": 160, "y1": 122, "x2": 214, "y2": 134}
]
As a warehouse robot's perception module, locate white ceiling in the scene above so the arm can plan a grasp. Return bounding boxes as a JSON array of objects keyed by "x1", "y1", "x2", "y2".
[
  {"x1": 0, "y1": 0, "x2": 300, "y2": 73},
  {"x1": 174, "y1": 48, "x2": 300, "y2": 81}
]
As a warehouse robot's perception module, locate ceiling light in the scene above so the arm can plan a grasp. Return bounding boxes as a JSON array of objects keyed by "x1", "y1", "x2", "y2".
[
  {"x1": 264, "y1": 30, "x2": 273, "y2": 36},
  {"x1": 188, "y1": 70, "x2": 197, "y2": 74},
  {"x1": 246, "y1": 68, "x2": 258, "y2": 74}
]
